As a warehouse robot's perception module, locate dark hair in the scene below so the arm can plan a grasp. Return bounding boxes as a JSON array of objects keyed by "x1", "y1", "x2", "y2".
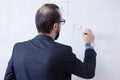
[{"x1": 35, "y1": 4, "x2": 60, "y2": 34}]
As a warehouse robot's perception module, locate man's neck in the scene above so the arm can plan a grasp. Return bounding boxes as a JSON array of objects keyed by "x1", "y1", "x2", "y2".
[{"x1": 39, "y1": 32, "x2": 55, "y2": 40}]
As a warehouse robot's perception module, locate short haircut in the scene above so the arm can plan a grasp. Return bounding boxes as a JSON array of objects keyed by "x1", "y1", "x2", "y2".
[{"x1": 35, "y1": 3, "x2": 60, "y2": 34}]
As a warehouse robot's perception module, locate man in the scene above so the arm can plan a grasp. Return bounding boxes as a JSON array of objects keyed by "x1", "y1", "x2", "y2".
[{"x1": 4, "y1": 3, "x2": 97, "y2": 80}]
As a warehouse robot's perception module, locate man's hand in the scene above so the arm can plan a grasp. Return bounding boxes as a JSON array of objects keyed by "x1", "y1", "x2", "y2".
[{"x1": 82, "y1": 28, "x2": 95, "y2": 44}]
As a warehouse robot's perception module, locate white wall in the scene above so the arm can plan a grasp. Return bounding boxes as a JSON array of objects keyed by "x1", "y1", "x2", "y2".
[{"x1": 0, "y1": 0, "x2": 120, "y2": 80}]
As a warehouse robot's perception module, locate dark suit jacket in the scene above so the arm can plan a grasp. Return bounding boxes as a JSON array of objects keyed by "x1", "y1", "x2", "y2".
[{"x1": 4, "y1": 34, "x2": 97, "y2": 80}]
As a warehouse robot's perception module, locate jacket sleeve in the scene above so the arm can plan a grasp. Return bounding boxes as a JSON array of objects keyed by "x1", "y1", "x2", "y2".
[
  {"x1": 63, "y1": 46, "x2": 97, "y2": 79},
  {"x1": 4, "y1": 45, "x2": 16, "y2": 80}
]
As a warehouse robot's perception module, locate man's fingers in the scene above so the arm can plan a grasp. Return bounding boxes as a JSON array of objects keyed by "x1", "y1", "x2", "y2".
[{"x1": 83, "y1": 28, "x2": 92, "y2": 35}]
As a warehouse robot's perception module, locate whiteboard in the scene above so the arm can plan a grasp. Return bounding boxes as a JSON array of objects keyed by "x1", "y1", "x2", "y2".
[{"x1": 0, "y1": 0, "x2": 120, "y2": 80}]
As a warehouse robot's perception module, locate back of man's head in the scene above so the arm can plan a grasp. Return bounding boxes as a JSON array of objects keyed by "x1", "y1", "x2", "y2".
[{"x1": 35, "y1": 4, "x2": 61, "y2": 34}]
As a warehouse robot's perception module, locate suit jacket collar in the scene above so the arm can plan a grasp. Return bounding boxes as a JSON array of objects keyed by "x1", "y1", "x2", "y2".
[{"x1": 33, "y1": 34, "x2": 54, "y2": 42}]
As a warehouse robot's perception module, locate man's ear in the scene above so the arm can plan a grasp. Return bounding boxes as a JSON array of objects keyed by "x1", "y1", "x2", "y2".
[{"x1": 53, "y1": 23, "x2": 59, "y2": 33}]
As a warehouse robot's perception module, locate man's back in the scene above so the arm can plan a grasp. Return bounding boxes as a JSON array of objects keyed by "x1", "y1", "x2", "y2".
[{"x1": 12, "y1": 35, "x2": 72, "y2": 80}]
